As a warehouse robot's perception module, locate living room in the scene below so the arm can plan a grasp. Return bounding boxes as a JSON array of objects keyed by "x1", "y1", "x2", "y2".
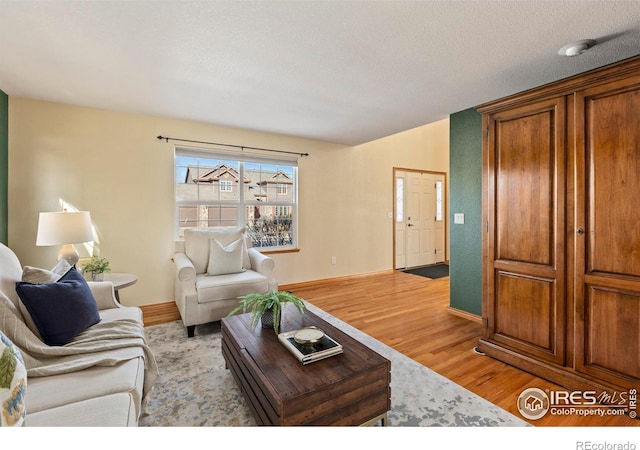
[{"x1": 2, "y1": 1, "x2": 640, "y2": 444}]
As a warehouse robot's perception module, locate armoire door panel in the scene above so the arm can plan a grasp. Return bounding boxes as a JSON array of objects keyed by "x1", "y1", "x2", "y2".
[
  {"x1": 484, "y1": 97, "x2": 566, "y2": 366},
  {"x1": 495, "y1": 109, "x2": 555, "y2": 266},
  {"x1": 584, "y1": 85, "x2": 640, "y2": 277},
  {"x1": 577, "y1": 286, "x2": 640, "y2": 384},
  {"x1": 574, "y1": 74, "x2": 640, "y2": 388},
  {"x1": 494, "y1": 271, "x2": 562, "y2": 363}
]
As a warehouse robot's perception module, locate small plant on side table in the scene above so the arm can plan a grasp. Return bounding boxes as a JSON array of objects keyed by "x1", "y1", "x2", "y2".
[
  {"x1": 227, "y1": 290, "x2": 305, "y2": 334},
  {"x1": 81, "y1": 256, "x2": 111, "y2": 281}
]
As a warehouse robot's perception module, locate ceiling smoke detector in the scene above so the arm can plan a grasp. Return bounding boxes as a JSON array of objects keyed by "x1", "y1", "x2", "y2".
[{"x1": 558, "y1": 39, "x2": 596, "y2": 57}]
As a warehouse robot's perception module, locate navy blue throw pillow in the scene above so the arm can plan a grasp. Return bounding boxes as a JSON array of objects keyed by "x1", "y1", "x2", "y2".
[{"x1": 16, "y1": 267, "x2": 101, "y2": 346}]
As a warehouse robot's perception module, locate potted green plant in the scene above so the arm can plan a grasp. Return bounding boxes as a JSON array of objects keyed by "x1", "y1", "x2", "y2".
[
  {"x1": 227, "y1": 290, "x2": 305, "y2": 334},
  {"x1": 81, "y1": 256, "x2": 111, "y2": 281}
]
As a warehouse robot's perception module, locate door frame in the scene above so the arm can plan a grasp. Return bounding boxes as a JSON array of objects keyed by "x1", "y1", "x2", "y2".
[{"x1": 393, "y1": 167, "x2": 448, "y2": 270}]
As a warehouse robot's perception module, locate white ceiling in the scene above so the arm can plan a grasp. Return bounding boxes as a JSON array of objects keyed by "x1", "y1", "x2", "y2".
[{"x1": 1, "y1": 1, "x2": 640, "y2": 146}]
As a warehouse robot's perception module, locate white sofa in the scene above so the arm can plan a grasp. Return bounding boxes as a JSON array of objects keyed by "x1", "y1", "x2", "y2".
[
  {"x1": 173, "y1": 227, "x2": 278, "y2": 337},
  {"x1": 0, "y1": 243, "x2": 157, "y2": 426}
]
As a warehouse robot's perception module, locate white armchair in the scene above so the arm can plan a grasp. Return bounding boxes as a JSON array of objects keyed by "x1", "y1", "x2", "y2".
[{"x1": 173, "y1": 227, "x2": 277, "y2": 337}]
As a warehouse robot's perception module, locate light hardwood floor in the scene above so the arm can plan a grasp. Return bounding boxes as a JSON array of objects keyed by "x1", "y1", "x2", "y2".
[
  {"x1": 282, "y1": 270, "x2": 638, "y2": 427},
  {"x1": 143, "y1": 269, "x2": 637, "y2": 426}
]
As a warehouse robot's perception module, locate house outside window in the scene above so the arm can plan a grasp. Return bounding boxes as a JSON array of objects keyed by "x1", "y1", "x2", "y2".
[{"x1": 175, "y1": 148, "x2": 298, "y2": 250}]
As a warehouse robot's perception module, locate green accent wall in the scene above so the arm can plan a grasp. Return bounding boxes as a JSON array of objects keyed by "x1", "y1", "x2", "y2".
[
  {"x1": 0, "y1": 89, "x2": 7, "y2": 245},
  {"x1": 449, "y1": 108, "x2": 482, "y2": 316}
]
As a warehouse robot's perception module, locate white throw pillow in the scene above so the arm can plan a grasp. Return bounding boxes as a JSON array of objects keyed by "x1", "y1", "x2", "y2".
[
  {"x1": 21, "y1": 259, "x2": 72, "y2": 284},
  {"x1": 184, "y1": 227, "x2": 250, "y2": 273},
  {"x1": 21, "y1": 266, "x2": 58, "y2": 284},
  {"x1": 207, "y1": 238, "x2": 246, "y2": 276}
]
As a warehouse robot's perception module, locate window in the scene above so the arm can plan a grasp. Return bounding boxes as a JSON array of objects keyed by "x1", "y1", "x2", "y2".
[
  {"x1": 396, "y1": 177, "x2": 404, "y2": 222},
  {"x1": 175, "y1": 148, "x2": 298, "y2": 250},
  {"x1": 435, "y1": 180, "x2": 444, "y2": 222},
  {"x1": 220, "y1": 180, "x2": 232, "y2": 192}
]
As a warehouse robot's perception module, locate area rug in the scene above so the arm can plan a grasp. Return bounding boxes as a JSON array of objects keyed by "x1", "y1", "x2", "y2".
[
  {"x1": 403, "y1": 263, "x2": 449, "y2": 279},
  {"x1": 139, "y1": 302, "x2": 527, "y2": 427}
]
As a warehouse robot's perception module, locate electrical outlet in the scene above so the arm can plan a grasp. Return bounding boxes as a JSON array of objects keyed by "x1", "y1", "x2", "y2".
[{"x1": 331, "y1": 256, "x2": 336, "y2": 265}]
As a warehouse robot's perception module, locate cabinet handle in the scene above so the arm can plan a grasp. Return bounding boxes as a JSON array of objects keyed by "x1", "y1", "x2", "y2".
[{"x1": 576, "y1": 228, "x2": 584, "y2": 235}]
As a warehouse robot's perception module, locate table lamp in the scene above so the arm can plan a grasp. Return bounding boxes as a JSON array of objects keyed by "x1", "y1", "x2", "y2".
[{"x1": 36, "y1": 211, "x2": 93, "y2": 265}]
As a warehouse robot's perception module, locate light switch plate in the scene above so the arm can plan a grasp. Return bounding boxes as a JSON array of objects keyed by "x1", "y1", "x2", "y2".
[{"x1": 454, "y1": 213, "x2": 465, "y2": 224}]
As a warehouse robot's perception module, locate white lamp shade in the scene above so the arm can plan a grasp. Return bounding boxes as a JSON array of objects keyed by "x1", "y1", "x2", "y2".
[{"x1": 36, "y1": 211, "x2": 93, "y2": 246}]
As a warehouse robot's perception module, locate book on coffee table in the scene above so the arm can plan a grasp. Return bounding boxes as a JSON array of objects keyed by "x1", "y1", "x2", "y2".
[{"x1": 278, "y1": 328, "x2": 343, "y2": 365}]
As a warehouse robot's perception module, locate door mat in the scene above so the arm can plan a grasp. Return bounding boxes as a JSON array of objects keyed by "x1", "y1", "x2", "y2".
[{"x1": 403, "y1": 263, "x2": 449, "y2": 279}]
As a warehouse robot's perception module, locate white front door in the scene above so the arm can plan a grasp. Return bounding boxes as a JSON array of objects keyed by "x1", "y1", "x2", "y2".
[
  {"x1": 395, "y1": 170, "x2": 446, "y2": 269},
  {"x1": 406, "y1": 171, "x2": 434, "y2": 268}
]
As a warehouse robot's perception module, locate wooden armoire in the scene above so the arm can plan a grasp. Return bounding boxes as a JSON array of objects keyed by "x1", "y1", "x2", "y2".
[{"x1": 476, "y1": 55, "x2": 640, "y2": 396}]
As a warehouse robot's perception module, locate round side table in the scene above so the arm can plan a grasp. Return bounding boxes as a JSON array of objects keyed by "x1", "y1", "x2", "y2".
[{"x1": 103, "y1": 272, "x2": 137, "y2": 302}]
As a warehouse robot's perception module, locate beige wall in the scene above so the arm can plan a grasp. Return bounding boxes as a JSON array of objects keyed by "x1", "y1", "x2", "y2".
[{"x1": 8, "y1": 97, "x2": 449, "y2": 307}]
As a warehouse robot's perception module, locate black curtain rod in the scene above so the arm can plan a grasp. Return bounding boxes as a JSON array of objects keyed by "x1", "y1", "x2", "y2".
[{"x1": 157, "y1": 135, "x2": 309, "y2": 157}]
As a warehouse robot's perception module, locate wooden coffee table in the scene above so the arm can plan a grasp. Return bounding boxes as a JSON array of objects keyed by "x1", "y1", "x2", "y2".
[{"x1": 221, "y1": 303, "x2": 391, "y2": 426}]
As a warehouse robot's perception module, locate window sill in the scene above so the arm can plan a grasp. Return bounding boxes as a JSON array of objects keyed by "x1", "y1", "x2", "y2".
[{"x1": 259, "y1": 248, "x2": 300, "y2": 255}]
